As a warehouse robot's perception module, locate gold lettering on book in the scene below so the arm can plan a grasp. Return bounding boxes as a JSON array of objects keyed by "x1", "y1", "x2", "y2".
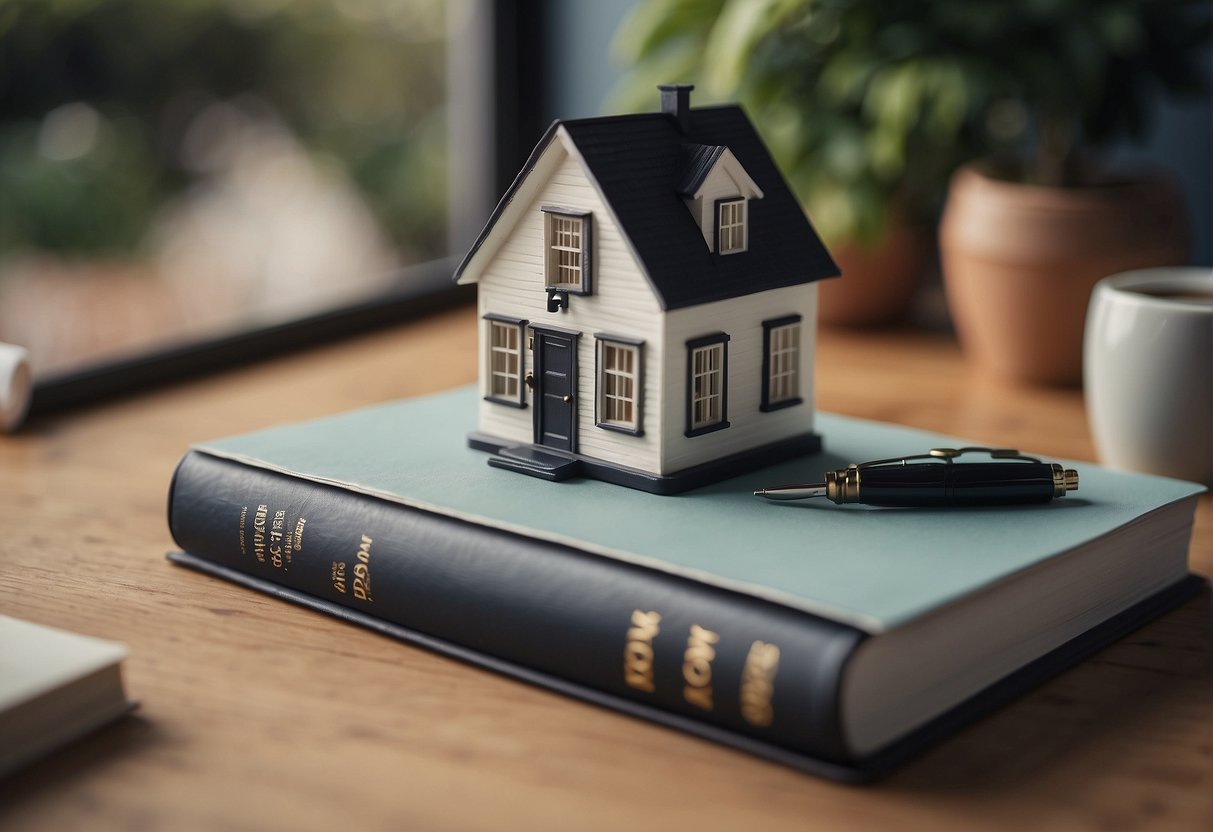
[
  {"x1": 292, "y1": 517, "x2": 307, "y2": 552},
  {"x1": 624, "y1": 609, "x2": 662, "y2": 693},
  {"x1": 682, "y1": 624, "x2": 720, "y2": 711},
  {"x1": 238, "y1": 506, "x2": 248, "y2": 557},
  {"x1": 352, "y1": 535, "x2": 374, "y2": 602},
  {"x1": 252, "y1": 504, "x2": 269, "y2": 563},
  {"x1": 739, "y1": 641, "x2": 780, "y2": 727},
  {"x1": 331, "y1": 561, "x2": 347, "y2": 594},
  {"x1": 269, "y1": 509, "x2": 287, "y2": 567}
]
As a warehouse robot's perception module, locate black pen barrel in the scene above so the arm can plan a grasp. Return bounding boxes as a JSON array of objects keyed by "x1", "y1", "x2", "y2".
[{"x1": 858, "y1": 463, "x2": 1057, "y2": 507}]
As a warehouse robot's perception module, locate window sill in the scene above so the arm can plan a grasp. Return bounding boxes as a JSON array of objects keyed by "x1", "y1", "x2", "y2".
[
  {"x1": 684, "y1": 420, "x2": 730, "y2": 438},
  {"x1": 484, "y1": 395, "x2": 527, "y2": 409},
  {"x1": 596, "y1": 421, "x2": 643, "y2": 437},
  {"x1": 760, "y1": 397, "x2": 803, "y2": 413}
]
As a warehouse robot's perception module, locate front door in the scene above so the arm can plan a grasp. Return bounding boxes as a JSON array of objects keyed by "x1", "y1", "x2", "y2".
[{"x1": 532, "y1": 328, "x2": 579, "y2": 452}]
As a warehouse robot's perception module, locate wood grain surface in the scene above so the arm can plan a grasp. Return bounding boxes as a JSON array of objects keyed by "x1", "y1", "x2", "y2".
[{"x1": 1, "y1": 303, "x2": 1208, "y2": 831}]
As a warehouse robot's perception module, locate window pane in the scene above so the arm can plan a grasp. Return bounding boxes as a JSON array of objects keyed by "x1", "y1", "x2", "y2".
[
  {"x1": 718, "y1": 200, "x2": 745, "y2": 254},
  {"x1": 767, "y1": 323, "x2": 799, "y2": 404},
  {"x1": 690, "y1": 342, "x2": 725, "y2": 429},
  {"x1": 547, "y1": 214, "x2": 584, "y2": 287},
  {"x1": 489, "y1": 321, "x2": 522, "y2": 401},
  {"x1": 599, "y1": 341, "x2": 640, "y2": 430}
]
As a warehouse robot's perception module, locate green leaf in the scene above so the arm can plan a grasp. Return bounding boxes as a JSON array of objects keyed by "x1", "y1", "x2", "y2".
[
  {"x1": 611, "y1": 0, "x2": 722, "y2": 64},
  {"x1": 819, "y1": 51, "x2": 878, "y2": 106},
  {"x1": 702, "y1": 0, "x2": 804, "y2": 96},
  {"x1": 864, "y1": 62, "x2": 923, "y2": 135},
  {"x1": 924, "y1": 61, "x2": 969, "y2": 138},
  {"x1": 868, "y1": 126, "x2": 905, "y2": 180}
]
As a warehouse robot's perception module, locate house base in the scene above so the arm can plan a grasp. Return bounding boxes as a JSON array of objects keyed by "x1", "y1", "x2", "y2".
[{"x1": 469, "y1": 431, "x2": 823, "y2": 496}]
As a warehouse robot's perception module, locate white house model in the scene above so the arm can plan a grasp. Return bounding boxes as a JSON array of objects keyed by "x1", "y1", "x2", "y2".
[{"x1": 455, "y1": 85, "x2": 839, "y2": 494}]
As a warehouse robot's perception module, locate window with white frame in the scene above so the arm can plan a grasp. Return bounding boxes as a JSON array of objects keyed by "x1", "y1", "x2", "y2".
[
  {"x1": 716, "y1": 198, "x2": 747, "y2": 254},
  {"x1": 486, "y1": 317, "x2": 525, "y2": 406},
  {"x1": 763, "y1": 318, "x2": 801, "y2": 409},
  {"x1": 686, "y1": 334, "x2": 730, "y2": 435},
  {"x1": 543, "y1": 208, "x2": 592, "y2": 293},
  {"x1": 596, "y1": 337, "x2": 642, "y2": 434}
]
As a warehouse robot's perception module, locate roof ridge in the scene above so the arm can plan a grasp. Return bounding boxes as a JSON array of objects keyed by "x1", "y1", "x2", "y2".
[{"x1": 556, "y1": 104, "x2": 746, "y2": 131}]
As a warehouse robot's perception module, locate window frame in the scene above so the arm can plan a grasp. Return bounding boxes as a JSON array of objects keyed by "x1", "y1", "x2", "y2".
[
  {"x1": 484, "y1": 314, "x2": 527, "y2": 408},
  {"x1": 542, "y1": 207, "x2": 593, "y2": 295},
  {"x1": 685, "y1": 332, "x2": 731, "y2": 437},
  {"x1": 761, "y1": 315, "x2": 803, "y2": 412},
  {"x1": 594, "y1": 334, "x2": 644, "y2": 436},
  {"x1": 714, "y1": 197, "x2": 747, "y2": 255}
]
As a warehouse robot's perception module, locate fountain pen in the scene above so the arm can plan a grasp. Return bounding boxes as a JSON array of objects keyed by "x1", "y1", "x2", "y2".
[{"x1": 754, "y1": 447, "x2": 1079, "y2": 507}]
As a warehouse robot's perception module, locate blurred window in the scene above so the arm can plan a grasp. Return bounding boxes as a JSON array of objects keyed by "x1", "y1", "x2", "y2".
[{"x1": 0, "y1": 0, "x2": 452, "y2": 378}]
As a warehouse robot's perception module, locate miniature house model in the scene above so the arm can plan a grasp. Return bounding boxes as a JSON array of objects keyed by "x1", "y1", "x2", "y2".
[{"x1": 455, "y1": 85, "x2": 838, "y2": 494}]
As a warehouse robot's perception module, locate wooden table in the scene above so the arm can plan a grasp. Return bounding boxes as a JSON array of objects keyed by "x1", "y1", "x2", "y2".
[{"x1": 1, "y1": 303, "x2": 1208, "y2": 831}]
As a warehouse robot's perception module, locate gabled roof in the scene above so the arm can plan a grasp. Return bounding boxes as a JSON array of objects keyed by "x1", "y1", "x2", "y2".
[
  {"x1": 676, "y1": 143, "x2": 763, "y2": 200},
  {"x1": 454, "y1": 105, "x2": 839, "y2": 311}
]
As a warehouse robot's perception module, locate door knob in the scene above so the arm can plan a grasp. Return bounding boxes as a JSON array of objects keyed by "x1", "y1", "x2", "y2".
[
  {"x1": 524, "y1": 374, "x2": 535, "y2": 389},
  {"x1": 562, "y1": 395, "x2": 573, "y2": 403}
]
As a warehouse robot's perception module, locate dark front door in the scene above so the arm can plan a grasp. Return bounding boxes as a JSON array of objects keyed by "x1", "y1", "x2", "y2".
[{"x1": 532, "y1": 328, "x2": 578, "y2": 452}]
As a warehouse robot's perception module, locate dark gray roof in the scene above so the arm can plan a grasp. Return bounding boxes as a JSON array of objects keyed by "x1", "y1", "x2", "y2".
[{"x1": 455, "y1": 105, "x2": 839, "y2": 311}]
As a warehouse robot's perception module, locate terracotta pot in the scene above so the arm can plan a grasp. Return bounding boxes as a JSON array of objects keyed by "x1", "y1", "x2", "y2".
[
  {"x1": 818, "y1": 223, "x2": 931, "y2": 327},
  {"x1": 939, "y1": 163, "x2": 1190, "y2": 385}
]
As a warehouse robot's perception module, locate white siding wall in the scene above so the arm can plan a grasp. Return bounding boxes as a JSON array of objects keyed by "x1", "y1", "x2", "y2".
[
  {"x1": 476, "y1": 134, "x2": 665, "y2": 473},
  {"x1": 661, "y1": 283, "x2": 818, "y2": 474}
]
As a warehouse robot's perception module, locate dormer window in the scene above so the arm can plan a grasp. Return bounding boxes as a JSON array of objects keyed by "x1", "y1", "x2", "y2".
[
  {"x1": 676, "y1": 145, "x2": 762, "y2": 254},
  {"x1": 542, "y1": 207, "x2": 592, "y2": 294},
  {"x1": 716, "y1": 198, "x2": 747, "y2": 254}
]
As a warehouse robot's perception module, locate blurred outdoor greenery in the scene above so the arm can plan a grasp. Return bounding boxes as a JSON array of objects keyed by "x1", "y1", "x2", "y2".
[
  {"x1": 612, "y1": 0, "x2": 1211, "y2": 245},
  {"x1": 0, "y1": 0, "x2": 448, "y2": 260}
]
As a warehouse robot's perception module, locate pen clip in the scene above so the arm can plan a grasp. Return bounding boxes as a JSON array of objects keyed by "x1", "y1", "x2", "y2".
[{"x1": 855, "y1": 446, "x2": 1043, "y2": 470}]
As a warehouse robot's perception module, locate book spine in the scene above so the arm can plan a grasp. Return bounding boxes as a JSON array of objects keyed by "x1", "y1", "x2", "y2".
[{"x1": 168, "y1": 450, "x2": 865, "y2": 762}]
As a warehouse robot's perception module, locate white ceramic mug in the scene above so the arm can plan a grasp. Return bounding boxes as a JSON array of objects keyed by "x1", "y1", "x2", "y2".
[
  {"x1": 0, "y1": 342, "x2": 32, "y2": 433},
  {"x1": 1084, "y1": 267, "x2": 1213, "y2": 484}
]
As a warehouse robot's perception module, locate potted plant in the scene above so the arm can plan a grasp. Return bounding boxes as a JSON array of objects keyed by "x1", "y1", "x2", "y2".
[
  {"x1": 611, "y1": 0, "x2": 988, "y2": 326},
  {"x1": 613, "y1": 1, "x2": 1208, "y2": 344},
  {"x1": 936, "y1": 1, "x2": 1208, "y2": 385}
]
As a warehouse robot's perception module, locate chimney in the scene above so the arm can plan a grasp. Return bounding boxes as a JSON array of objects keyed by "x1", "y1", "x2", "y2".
[{"x1": 659, "y1": 84, "x2": 694, "y2": 134}]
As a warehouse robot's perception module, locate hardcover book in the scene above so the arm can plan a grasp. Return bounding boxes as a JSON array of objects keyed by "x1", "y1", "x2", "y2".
[
  {"x1": 0, "y1": 615, "x2": 134, "y2": 777},
  {"x1": 166, "y1": 387, "x2": 1204, "y2": 781}
]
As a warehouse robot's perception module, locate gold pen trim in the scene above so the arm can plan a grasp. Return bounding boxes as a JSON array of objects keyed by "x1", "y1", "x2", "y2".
[
  {"x1": 823, "y1": 465, "x2": 862, "y2": 504},
  {"x1": 1051, "y1": 463, "x2": 1080, "y2": 497}
]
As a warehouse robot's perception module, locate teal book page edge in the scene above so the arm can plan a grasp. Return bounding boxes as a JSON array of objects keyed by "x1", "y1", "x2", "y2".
[{"x1": 197, "y1": 387, "x2": 1205, "y2": 634}]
